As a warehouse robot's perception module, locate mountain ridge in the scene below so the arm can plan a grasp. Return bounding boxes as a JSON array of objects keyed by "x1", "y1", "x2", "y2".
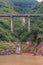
[{"x1": 4, "y1": 0, "x2": 38, "y2": 13}]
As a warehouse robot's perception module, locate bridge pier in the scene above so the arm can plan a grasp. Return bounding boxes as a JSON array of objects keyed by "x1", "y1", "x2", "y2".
[
  {"x1": 21, "y1": 17, "x2": 25, "y2": 26},
  {"x1": 11, "y1": 16, "x2": 13, "y2": 32},
  {"x1": 28, "y1": 17, "x2": 30, "y2": 32}
]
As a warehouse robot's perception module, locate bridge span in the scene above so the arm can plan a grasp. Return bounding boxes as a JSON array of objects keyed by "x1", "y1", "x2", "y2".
[
  {"x1": 0, "y1": 14, "x2": 43, "y2": 17},
  {"x1": 0, "y1": 14, "x2": 43, "y2": 32}
]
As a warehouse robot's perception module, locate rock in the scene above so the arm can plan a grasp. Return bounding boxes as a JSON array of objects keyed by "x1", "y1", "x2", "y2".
[
  {"x1": 33, "y1": 42, "x2": 43, "y2": 56},
  {"x1": 0, "y1": 48, "x2": 15, "y2": 55}
]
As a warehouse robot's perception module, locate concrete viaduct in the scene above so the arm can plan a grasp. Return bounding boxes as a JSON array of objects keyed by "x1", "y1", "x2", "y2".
[{"x1": 0, "y1": 14, "x2": 43, "y2": 32}]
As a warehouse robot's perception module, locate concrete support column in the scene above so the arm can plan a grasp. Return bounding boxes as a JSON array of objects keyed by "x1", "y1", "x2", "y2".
[
  {"x1": 21, "y1": 17, "x2": 25, "y2": 26},
  {"x1": 11, "y1": 16, "x2": 13, "y2": 32},
  {"x1": 28, "y1": 17, "x2": 30, "y2": 32}
]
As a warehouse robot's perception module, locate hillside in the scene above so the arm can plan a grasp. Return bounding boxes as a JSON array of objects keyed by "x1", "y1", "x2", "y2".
[
  {"x1": 28, "y1": 2, "x2": 43, "y2": 42},
  {"x1": 12, "y1": 0, "x2": 38, "y2": 13},
  {"x1": 0, "y1": 0, "x2": 43, "y2": 43},
  {"x1": 28, "y1": 2, "x2": 43, "y2": 14},
  {"x1": 0, "y1": 0, "x2": 20, "y2": 42},
  {"x1": 0, "y1": 0, "x2": 29, "y2": 42},
  {"x1": 17, "y1": 2, "x2": 43, "y2": 42},
  {"x1": 0, "y1": 0, "x2": 17, "y2": 14},
  {"x1": 5, "y1": 0, "x2": 38, "y2": 13}
]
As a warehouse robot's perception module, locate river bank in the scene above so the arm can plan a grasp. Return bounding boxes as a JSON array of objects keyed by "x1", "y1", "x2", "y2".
[{"x1": 0, "y1": 41, "x2": 43, "y2": 55}]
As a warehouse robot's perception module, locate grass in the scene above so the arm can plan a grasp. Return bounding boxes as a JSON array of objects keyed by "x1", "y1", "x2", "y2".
[{"x1": 0, "y1": 41, "x2": 16, "y2": 49}]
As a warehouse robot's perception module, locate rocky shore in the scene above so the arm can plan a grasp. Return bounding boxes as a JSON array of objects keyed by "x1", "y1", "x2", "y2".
[
  {"x1": 33, "y1": 42, "x2": 43, "y2": 56},
  {"x1": 0, "y1": 48, "x2": 15, "y2": 55},
  {"x1": 0, "y1": 41, "x2": 43, "y2": 56}
]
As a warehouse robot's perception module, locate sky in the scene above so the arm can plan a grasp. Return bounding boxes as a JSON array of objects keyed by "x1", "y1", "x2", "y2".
[{"x1": 37, "y1": 0, "x2": 43, "y2": 2}]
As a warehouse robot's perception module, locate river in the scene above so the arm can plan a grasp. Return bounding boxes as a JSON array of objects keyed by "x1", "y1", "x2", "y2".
[{"x1": 0, "y1": 53, "x2": 43, "y2": 65}]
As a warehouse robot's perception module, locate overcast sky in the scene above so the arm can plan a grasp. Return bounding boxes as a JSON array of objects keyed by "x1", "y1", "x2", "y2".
[{"x1": 37, "y1": 0, "x2": 43, "y2": 2}]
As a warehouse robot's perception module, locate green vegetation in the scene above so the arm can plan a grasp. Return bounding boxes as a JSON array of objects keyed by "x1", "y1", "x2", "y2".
[
  {"x1": 5, "y1": 0, "x2": 38, "y2": 13},
  {"x1": 28, "y1": 2, "x2": 43, "y2": 42},
  {"x1": 0, "y1": 0, "x2": 43, "y2": 43},
  {"x1": 0, "y1": 0, "x2": 19, "y2": 42},
  {"x1": 0, "y1": 41, "x2": 16, "y2": 49}
]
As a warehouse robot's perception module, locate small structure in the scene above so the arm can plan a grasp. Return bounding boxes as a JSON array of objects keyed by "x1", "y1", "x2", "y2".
[{"x1": 16, "y1": 44, "x2": 22, "y2": 54}]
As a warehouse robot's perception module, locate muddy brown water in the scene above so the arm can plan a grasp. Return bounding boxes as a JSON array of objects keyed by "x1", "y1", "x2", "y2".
[{"x1": 0, "y1": 53, "x2": 43, "y2": 65}]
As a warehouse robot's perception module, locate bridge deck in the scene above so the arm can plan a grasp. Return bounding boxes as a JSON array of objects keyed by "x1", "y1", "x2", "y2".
[{"x1": 0, "y1": 14, "x2": 43, "y2": 17}]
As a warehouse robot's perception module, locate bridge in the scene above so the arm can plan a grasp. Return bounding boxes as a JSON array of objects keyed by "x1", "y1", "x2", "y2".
[
  {"x1": 0, "y1": 14, "x2": 43, "y2": 32},
  {"x1": 0, "y1": 14, "x2": 43, "y2": 17}
]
